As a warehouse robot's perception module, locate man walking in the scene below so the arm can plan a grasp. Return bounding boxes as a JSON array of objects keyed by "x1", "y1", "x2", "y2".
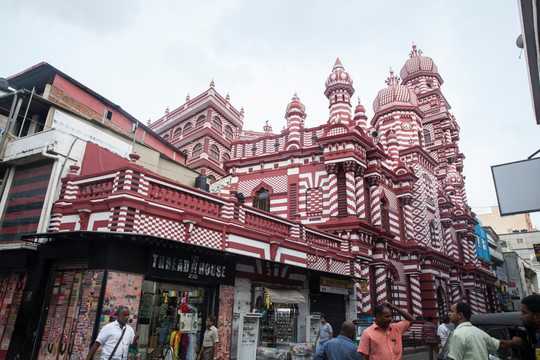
[
  {"x1": 422, "y1": 316, "x2": 438, "y2": 360},
  {"x1": 437, "y1": 316, "x2": 452, "y2": 352},
  {"x1": 314, "y1": 321, "x2": 361, "y2": 360},
  {"x1": 357, "y1": 302, "x2": 416, "y2": 360},
  {"x1": 314, "y1": 314, "x2": 333, "y2": 352},
  {"x1": 447, "y1": 301, "x2": 522, "y2": 360},
  {"x1": 520, "y1": 294, "x2": 540, "y2": 359},
  {"x1": 86, "y1": 306, "x2": 138, "y2": 360},
  {"x1": 197, "y1": 316, "x2": 219, "y2": 360}
]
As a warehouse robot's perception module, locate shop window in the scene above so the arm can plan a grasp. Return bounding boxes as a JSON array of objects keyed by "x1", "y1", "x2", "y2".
[
  {"x1": 225, "y1": 125, "x2": 234, "y2": 139},
  {"x1": 209, "y1": 144, "x2": 220, "y2": 161},
  {"x1": 253, "y1": 188, "x2": 270, "y2": 212},
  {"x1": 212, "y1": 116, "x2": 222, "y2": 131},
  {"x1": 196, "y1": 115, "x2": 206, "y2": 127},
  {"x1": 173, "y1": 127, "x2": 182, "y2": 139},
  {"x1": 192, "y1": 143, "x2": 203, "y2": 157},
  {"x1": 183, "y1": 122, "x2": 193, "y2": 134}
]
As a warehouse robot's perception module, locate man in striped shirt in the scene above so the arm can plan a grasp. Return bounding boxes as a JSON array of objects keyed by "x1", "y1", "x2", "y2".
[{"x1": 422, "y1": 316, "x2": 438, "y2": 360}]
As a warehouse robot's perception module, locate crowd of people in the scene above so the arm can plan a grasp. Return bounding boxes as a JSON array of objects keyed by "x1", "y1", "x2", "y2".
[{"x1": 85, "y1": 295, "x2": 540, "y2": 360}]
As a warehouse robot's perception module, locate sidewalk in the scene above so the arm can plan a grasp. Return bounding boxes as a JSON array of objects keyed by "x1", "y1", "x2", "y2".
[{"x1": 403, "y1": 345, "x2": 429, "y2": 355}]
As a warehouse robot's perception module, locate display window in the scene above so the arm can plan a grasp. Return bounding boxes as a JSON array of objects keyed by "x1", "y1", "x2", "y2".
[{"x1": 137, "y1": 280, "x2": 209, "y2": 360}]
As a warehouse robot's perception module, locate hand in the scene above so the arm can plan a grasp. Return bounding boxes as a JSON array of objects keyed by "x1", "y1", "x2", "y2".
[
  {"x1": 382, "y1": 301, "x2": 396, "y2": 310},
  {"x1": 511, "y1": 336, "x2": 523, "y2": 347}
]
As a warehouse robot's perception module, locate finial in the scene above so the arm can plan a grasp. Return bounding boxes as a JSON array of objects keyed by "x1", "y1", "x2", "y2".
[
  {"x1": 226, "y1": 93, "x2": 230, "y2": 102},
  {"x1": 292, "y1": 92, "x2": 299, "y2": 101},
  {"x1": 357, "y1": 96, "x2": 361, "y2": 105},
  {"x1": 240, "y1": 106, "x2": 244, "y2": 115},
  {"x1": 385, "y1": 68, "x2": 400, "y2": 86},
  {"x1": 165, "y1": 106, "x2": 170, "y2": 115},
  {"x1": 186, "y1": 94, "x2": 190, "y2": 102},
  {"x1": 147, "y1": 118, "x2": 151, "y2": 126},
  {"x1": 409, "y1": 43, "x2": 423, "y2": 58},
  {"x1": 210, "y1": 79, "x2": 215, "y2": 88},
  {"x1": 263, "y1": 120, "x2": 272, "y2": 133},
  {"x1": 333, "y1": 57, "x2": 344, "y2": 70}
]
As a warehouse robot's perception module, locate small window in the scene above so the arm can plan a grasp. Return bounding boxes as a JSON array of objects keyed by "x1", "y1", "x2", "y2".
[
  {"x1": 225, "y1": 125, "x2": 234, "y2": 139},
  {"x1": 424, "y1": 130, "x2": 431, "y2": 143},
  {"x1": 427, "y1": 82, "x2": 433, "y2": 88},
  {"x1": 105, "y1": 109, "x2": 113, "y2": 121},
  {"x1": 381, "y1": 198, "x2": 390, "y2": 230},
  {"x1": 183, "y1": 122, "x2": 193, "y2": 133},
  {"x1": 253, "y1": 188, "x2": 270, "y2": 212},
  {"x1": 430, "y1": 221, "x2": 438, "y2": 246},
  {"x1": 173, "y1": 127, "x2": 182, "y2": 139},
  {"x1": 209, "y1": 144, "x2": 220, "y2": 160},
  {"x1": 196, "y1": 115, "x2": 206, "y2": 127},
  {"x1": 192, "y1": 143, "x2": 203, "y2": 157},
  {"x1": 208, "y1": 175, "x2": 216, "y2": 182},
  {"x1": 222, "y1": 153, "x2": 230, "y2": 162},
  {"x1": 163, "y1": 134, "x2": 170, "y2": 141},
  {"x1": 212, "y1": 116, "x2": 222, "y2": 130}
]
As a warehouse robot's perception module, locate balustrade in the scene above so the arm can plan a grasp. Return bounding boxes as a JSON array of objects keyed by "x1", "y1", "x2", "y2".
[
  {"x1": 79, "y1": 179, "x2": 114, "y2": 199},
  {"x1": 243, "y1": 211, "x2": 290, "y2": 237}
]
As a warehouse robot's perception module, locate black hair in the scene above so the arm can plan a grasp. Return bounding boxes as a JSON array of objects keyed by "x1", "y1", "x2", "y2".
[
  {"x1": 456, "y1": 302, "x2": 472, "y2": 321},
  {"x1": 374, "y1": 304, "x2": 390, "y2": 317},
  {"x1": 442, "y1": 315, "x2": 450, "y2": 323},
  {"x1": 207, "y1": 315, "x2": 217, "y2": 326},
  {"x1": 426, "y1": 315, "x2": 433, "y2": 322},
  {"x1": 320, "y1": 314, "x2": 326, "y2": 320},
  {"x1": 116, "y1": 305, "x2": 129, "y2": 315},
  {"x1": 522, "y1": 294, "x2": 540, "y2": 314}
]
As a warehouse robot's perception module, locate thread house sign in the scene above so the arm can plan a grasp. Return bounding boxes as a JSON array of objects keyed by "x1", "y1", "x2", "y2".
[{"x1": 149, "y1": 253, "x2": 235, "y2": 286}]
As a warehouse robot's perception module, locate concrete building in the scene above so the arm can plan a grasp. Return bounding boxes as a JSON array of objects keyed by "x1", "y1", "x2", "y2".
[
  {"x1": 503, "y1": 251, "x2": 538, "y2": 310},
  {"x1": 477, "y1": 206, "x2": 536, "y2": 234},
  {"x1": 484, "y1": 226, "x2": 509, "y2": 311},
  {"x1": 500, "y1": 230, "x2": 540, "y2": 276}
]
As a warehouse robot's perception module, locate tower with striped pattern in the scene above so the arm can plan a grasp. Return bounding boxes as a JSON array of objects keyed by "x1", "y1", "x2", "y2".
[{"x1": 324, "y1": 58, "x2": 354, "y2": 126}]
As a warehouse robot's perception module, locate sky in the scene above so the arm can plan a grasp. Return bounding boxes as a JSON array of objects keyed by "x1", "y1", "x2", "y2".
[{"x1": 3, "y1": 0, "x2": 540, "y2": 227}]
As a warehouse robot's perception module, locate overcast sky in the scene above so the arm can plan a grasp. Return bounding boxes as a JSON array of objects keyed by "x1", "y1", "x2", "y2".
[{"x1": 3, "y1": 0, "x2": 540, "y2": 227}]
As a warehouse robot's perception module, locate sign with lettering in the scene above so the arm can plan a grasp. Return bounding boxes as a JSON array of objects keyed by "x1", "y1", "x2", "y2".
[
  {"x1": 149, "y1": 253, "x2": 235, "y2": 286},
  {"x1": 320, "y1": 276, "x2": 354, "y2": 295}
]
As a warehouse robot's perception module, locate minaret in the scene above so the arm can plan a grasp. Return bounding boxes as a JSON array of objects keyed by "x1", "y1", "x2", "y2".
[
  {"x1": 324, "y1": 58, "x2": 355, "y2": 126},
  {"x1": 353, "y1": 98, "x2": 369, "y2": 130},
  {"x1": 284, "y1": 93, "x2": 306, "y2": 151}
]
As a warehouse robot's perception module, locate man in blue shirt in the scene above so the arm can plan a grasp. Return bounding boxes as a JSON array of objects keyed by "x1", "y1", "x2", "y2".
[{"x1": 314, "y1": 321, "x2": 361, "y2": 360}]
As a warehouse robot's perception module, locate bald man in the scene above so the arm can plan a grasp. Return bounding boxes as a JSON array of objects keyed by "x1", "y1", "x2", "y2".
[{"x1": 314, "y1": 321, "x2": 361, "y2": 360}]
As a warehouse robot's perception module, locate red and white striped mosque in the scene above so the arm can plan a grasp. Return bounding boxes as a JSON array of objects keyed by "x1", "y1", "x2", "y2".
[{"x1": 149, "y1": 45, "x2": 498, "y2": 317}]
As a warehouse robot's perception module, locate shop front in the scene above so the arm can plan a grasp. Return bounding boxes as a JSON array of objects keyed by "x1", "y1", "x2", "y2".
[{"x1": 7, "y1": 233, "x2": 235, "y2": 360}]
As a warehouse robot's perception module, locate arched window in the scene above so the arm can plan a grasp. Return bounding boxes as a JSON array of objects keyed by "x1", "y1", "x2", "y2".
[
  {"x1": 381, "y1": 198, "x2": 390, "y2": 230},
  {"x1": 212, "y1": 116, "x2": 222, "y2": 131},
  {"x1": 430, "y1": 221, "x2": 438, "y2": 246},
  {"x1": 225, "y1": 125, "x2": 233, "y2": 139},
  {"x1": 222, "y1": 153, "x2": 231, "y2": 162},
  {"x1": 173, "y1": 128, "x2": 182, "y2": 139},
  {"x1": 196, "y1": 115, "x2": 206, "y2": 127},
  {"x1": 209, "y1": 144, "x2": 220, "y2": 160},
  {"x1": 163, "y1": 134, "x2": 170, "y2": 141},
  {"x1": 208, "y1": 175, "x2": 216, "y2": 182},
  {"x1": 182, "y1": 149, "x2": 188, "y2": 155},
  {"x1": 253, "y1": 188, "x2": 270, "y2": 212},
  {"x1": 192, "y1": 143, "x2": 203, "y2": 157},
  {"x1": 183, "y1": 122, "x2": 193, "y2": 133},
  {"x1": 424, "y1": 129, "x2": 432, "y2": 143}
]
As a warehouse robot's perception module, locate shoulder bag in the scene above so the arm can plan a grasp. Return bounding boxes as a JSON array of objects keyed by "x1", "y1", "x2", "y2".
[{"x1": 108, "y1": 326, "x2": 127, "y2": 360}]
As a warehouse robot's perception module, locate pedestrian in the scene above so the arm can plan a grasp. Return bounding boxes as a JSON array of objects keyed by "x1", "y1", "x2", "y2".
[
  {"x1": 356, "y1": 301, "x2": 416, "y2": 360},
  {"x1": 446, "y1": 301, "x2": 522, "y2": 360},
  {"x1": 520, "y1": 294, "x2": 540, "y2": 359},
  {"x1": 314, "y1": 314, "x2": 333, "y2": 352},
  {"x1": 422, "y1": 316, "x2": 438, "y2": 360},
  {"x1": 314, "y1": 321, "x2": 361, "y2": 360},
  {"x1": 197, "y1": 316, "x2": 219, "y2": 360},
  {"x1": 86, "y1": 306, "x2": 138, "y2": 360},
  {"x1": 437, "y1": 316, "x2": 452, "y2": 353}
]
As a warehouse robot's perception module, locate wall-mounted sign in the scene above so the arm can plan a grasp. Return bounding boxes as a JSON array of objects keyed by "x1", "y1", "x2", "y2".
[
  {"x1": 534, "y1": 244, "x2": 540, "y2": 262},
  {"x1": 496, "y1": 267, "x2": 507, "y2": 282},
  {"x1": 320, "y1": 276, "x2": 354, "y2": 295},
  {"x1": 149, "y1": 253, "x2": 235, "y2": 286}
]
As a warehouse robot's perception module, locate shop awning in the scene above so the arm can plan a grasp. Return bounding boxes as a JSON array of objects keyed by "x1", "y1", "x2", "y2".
[{"x1": 265, "y1": 288, "x2": 305, "y2": 304}]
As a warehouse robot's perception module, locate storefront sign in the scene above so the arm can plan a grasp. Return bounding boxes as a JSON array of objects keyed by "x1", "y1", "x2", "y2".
[
  {"x1": 150, "y1": 253, "x2": 235, "y2": 285},
  {"x1": 496, "y1": 267, "x2": 507, "y2": 282},
  {"x1": 534, "y1": 244, "x2": 540, "y2": 262},
  {"x1": 320, "y1": 276, "x2": 354, "y2": 295}
]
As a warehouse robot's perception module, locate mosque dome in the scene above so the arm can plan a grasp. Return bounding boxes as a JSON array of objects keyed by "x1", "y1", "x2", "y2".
[
  {"x1": 400, "y1": 45, "x2": 443, "y2": 84},
  {"x1": 373, "y1": 70, "x2": 418, "y2": 114},
  {"x1": 324, "y1": 58, "x2": 354, "y2": 97}
]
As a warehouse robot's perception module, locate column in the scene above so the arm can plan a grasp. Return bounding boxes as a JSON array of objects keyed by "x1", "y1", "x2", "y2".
[{"x1": 325, "y1": 163, "x2": 340, "y2": 217}]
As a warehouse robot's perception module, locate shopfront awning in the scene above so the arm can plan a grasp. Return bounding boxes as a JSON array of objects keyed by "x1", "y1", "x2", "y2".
[{"x1": 265, "y1": 288, "x2": 305, "y2": 304}]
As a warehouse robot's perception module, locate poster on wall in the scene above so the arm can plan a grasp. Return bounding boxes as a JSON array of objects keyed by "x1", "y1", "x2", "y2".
[
  {"x1": 99, "y1": 271, "x2": 143, "y2": 332},
  {"x1": 0, "y1": 272, "x2": 26, "y2": 360}
]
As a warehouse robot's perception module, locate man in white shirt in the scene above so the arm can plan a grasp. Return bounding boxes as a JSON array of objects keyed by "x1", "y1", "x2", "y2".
[
  {"x1": 437, "y1": 315, "x2": 452, "y2": 351},
  {"x1": 86, "y1": 306, "x2": 139, "y2": 360}
]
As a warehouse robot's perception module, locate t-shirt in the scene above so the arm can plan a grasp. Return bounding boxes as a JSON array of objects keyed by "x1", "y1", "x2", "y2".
[
  {"x1": 422, "y1": 322, "x2": 438, "y2": 344},
  {"x1": 536, "y1": 336, "x2": 540, "y2": 360},
  {"x1": 202, "y1": 325, "x2": 219, "y2": 348},
  {"x1": 447, "y1": 322, "x2": 499, "y2": 360},
  {"x1": 437, "y1": 323, "x2": 451, "y2": 347},
  {"x1": 318, "y1": 323, "x2": 333, "y2": 343}
]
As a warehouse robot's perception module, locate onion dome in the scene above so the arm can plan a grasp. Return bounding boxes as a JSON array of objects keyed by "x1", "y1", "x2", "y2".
[
  {"x1": 400, "y1": 45, "x2": 443, "y2": 84},
  {"x1": 373, "y1": 69, "x2": 418, "y2": 114},
  {"x1": 285, "y1": 93, "x2": 306, "y2": 116},
  {"x1": 324, "y1": 58, "x2": 354, "y2": 97}
]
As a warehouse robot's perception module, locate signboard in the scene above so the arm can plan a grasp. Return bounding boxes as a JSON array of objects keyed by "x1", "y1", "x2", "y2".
[
  {"x1": 496, "y1": 267, "x2": 507, "y2": 282},
  {"x1": 534, "y1": 244, "x2": 540, "y2": 262},
  {"x1": 52, "y1": 110, "x2": 132, "y2": 158},
  {"x1": 150, "y1": 252, "x2": 235, "y2": 286},
  {"x1": 320, "y1": 276, "x2": 354, "y2": 295}
]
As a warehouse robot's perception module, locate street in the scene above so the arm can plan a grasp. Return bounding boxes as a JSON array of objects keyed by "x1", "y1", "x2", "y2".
[{"x1": 403, "y1": 349, "x2": 429, "y2": 360}]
